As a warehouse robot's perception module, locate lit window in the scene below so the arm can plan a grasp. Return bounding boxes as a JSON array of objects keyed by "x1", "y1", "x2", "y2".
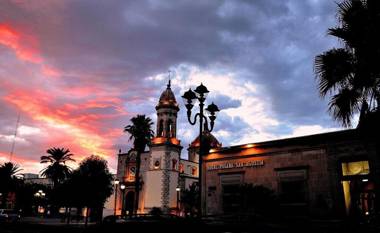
[
  {"x1": 191, "y1": 167, "x2": 197, "y2": 176},
  {"x1": 341, "y1": 161, "x2": 370, "y2": 176}
]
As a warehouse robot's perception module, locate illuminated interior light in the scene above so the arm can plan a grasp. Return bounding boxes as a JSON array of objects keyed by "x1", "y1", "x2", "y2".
[
  {"x1": 362, "y1": 179, "x2": 369, "y2": 182},
  {"x1": 209, "y1": 149, "x2": 217, "y2": 153},
  {"x1": 244, "y1": 144, "x2": 255, "y2": 148}
]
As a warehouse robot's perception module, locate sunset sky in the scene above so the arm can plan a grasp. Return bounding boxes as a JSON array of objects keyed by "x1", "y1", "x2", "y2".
[{"x1": 0, "y1": 1, "x2": 347, "y2": 174}]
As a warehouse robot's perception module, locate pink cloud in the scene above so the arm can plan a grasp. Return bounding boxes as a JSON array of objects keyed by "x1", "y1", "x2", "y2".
[{"x1": 0, "y1": 24, "x2": 42, "y2": 63}]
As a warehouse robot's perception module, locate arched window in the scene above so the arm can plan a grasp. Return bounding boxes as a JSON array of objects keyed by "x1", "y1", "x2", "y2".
[
  {"x1": 158, "y1": 120, "x2": 164, "y2": 137},
  {"x1": 172, "y1": 159, "x2": 177, "y2": 170},
  {"x1": 167, "y1": 119, "x2": 173, "y2": 137},
  {"x1": 166, "y1": 119, "x2": 175, "y2": 138}
]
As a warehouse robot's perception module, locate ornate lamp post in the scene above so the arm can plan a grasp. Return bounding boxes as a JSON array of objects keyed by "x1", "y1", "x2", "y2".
[
  {"x1": 120, "y1": 184, "x2": 126, "y2": 216},
  {"x1": 113, "y1": 179, "x2": 120, "y2": 215},
  {"x1": 182, "y1": 83, "x2": 219, "y2": 217}
]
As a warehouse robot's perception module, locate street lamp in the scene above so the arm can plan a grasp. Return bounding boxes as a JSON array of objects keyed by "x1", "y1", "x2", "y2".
[
  {"x1": 176, "y1": 186, "x2": 180, "y2": 215},
  {"x1": 34, "y1": 190, "x2": 46, "y2": 216},
  {"x1": 182, "y1": 83, "x2": 220, "y2": 217},
  {"x1": 113, "y1": 179, "x2": 120, "y2": 216},
  {"x1": 120, "y1": 184, "x2": 126, "y2": 216}
]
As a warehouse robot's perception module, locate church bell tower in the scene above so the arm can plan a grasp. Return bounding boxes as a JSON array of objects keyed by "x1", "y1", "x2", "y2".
[
  {"x1": 155, "y1": 80, "x2": 179, "y2": 139},
  {"x1": 143, "y1": 80, "x2": 182, "y2": 213}
]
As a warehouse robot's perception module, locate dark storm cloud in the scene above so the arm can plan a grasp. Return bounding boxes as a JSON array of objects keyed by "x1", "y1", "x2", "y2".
[
  {"x1": 210, "y1": 94, "x2": 241, "y2": 110},
  {"x1": 217, "y1": 0, "x2": 340, "y2": 126},
  {"x1": 0, "y1": 0, "x2": 343, "y2": 171},
  {"x1": 1, "y1": 0, "x2": 340, "y2": 127}
]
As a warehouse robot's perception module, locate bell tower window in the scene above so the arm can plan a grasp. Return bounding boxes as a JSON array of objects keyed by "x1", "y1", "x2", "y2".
[
  {"x1": 158, "y1": 119, "x2": 164, "y2": 137},
  {"x1": 167, "y1": 119, "x2": 174, "y2": 138}
]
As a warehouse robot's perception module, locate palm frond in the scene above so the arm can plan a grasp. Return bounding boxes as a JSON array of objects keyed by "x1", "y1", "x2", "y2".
[
  {"x1": 0, "y1": 162, "x2": 22, "y2": 178},
  {"x1": 315, "y1": 48, "x2": 354, "y2": 97},
  {"x1": 328, "y1": 87, "x2": 362, "y2": 127},
  {"x1": 40, "y1": 155, "x2": 54, "y2": 163},
  {"x1": 124, "y1": 115, "x2": 154, "y2": 152},
  {"x1": 40, "y1": 147, "x2": 75, "y2": 185}
]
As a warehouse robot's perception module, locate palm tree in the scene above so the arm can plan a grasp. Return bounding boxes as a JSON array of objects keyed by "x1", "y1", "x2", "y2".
[
  {"x1": 124, "y1": 115, "x2": 154, "y2": 214},
  {"x1": 0, "y1": 162, "x2": 22, "y2": 208},
  {"x1": 314, "y1": 0, "x2": 380, "y2": 127},
  {"x1": 40, "y1": 147, "x2": 75, "y2": 187},
  {"x1": 0, "y1": 162, "x2": 22, "y2": 179}
]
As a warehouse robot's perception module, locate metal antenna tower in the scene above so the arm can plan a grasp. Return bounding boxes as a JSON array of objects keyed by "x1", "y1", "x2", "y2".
[{"x1": 9, "y1": 112, "x2": 20, "y2": 162}]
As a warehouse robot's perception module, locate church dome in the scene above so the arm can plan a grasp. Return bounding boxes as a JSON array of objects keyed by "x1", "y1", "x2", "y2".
[
  {"x1": 156, "y1": 80, "x2": 179, "y2": 110},
  {"x1": 190, "y1": 131, "x2": 222, "y2": 149}
]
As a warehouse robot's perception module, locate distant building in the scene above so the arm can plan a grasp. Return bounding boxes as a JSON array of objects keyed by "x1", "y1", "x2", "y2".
[{"x1": 22, "y1": 173, "x2": 53, "y2": 187}]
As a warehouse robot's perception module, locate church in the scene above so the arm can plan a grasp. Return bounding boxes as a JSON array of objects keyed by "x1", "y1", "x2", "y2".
[{"x1": 115, "y1": 82, "x2": 220, "y2": 214}]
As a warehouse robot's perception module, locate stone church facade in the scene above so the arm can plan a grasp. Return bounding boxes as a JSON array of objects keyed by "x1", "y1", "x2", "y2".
[{"x1": 115, "y1": 82, "x2": 220, "y2": 214}]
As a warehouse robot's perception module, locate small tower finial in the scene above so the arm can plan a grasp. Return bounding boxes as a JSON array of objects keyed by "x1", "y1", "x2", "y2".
[{"x1": 167, "y1": 70, "x2": 172, "y2": 88}]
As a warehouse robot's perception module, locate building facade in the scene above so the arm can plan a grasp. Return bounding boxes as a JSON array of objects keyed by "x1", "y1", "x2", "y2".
[{"x1": 204, "y1": 129, "x2": 379, "y2": 218}]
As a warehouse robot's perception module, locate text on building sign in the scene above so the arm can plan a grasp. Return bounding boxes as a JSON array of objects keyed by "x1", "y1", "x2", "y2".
[{"x1": 207, "y1": 160, "x2": 264, "y2": 171}]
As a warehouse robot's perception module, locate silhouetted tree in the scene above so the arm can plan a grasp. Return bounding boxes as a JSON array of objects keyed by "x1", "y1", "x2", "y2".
[
  {"x1": 0, "y1": 162, "x2": 22, "y2": 208},
  {"x1": 124, "y1": 115, "x2": 154, "y2": 214},
  {"x1": 40, "y1": 147, "x2": 75, "y2": 187},
  {"x1": 314, "y1": 0, "x2": 380, "y2": 127},
  {"x1": 181, "y1": 182, "x2": 199, "y2": 217},
  {"x1": 238, "y1": 183, "x2": 278, "y2": 216},
  {"x1": 70, "y1": 155, "x2": 113, "y2": 224}
]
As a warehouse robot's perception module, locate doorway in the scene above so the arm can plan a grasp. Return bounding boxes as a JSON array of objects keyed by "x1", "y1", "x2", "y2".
[
  {"x1": 341, "y1": 160, "x2": 375, "y2": 217},
  {"x1": 125, "y1": 191, "x2": 135, "y2": 215}
]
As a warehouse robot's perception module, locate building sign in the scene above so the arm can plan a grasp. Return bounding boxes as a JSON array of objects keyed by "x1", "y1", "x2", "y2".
[{"x1": 207, "y1": 160, "x2": 264, "y2": 171}]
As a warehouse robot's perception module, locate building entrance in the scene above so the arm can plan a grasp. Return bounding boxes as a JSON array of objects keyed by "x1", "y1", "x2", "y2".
[
  {"x1": 341, "y1": 160, "x2": 375, "y2": 218},
  {"x1": 220, "y1": 174, "x2": 243, "y2": 213},
  {"x1": 125, "y1": 191, "x2": 135, "y2": 215}
]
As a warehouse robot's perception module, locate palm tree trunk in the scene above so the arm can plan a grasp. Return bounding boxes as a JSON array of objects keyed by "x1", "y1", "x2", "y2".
[{"x1": 134, "y1": 151, "x2": 141, "y2": 215}]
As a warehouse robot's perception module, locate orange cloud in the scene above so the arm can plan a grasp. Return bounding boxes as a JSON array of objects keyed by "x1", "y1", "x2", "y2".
[
  {"x1": 3, "y1": 90, "x2": 123, "y2": 160},
  {"x1": 0, "y1": 24, "x2": 125, "y2": 173},
  {"x1": 0, "y1": 24, "x2": 42, "y2": 63},
  {"x1": 0, "y1": 23, "x2": 63, "y2": 79}
]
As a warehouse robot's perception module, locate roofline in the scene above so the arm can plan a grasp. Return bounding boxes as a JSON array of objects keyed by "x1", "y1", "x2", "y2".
[
  {"x1": 210, "y1": 129, "x2": 357, "y2": 154},
  {"x1": 150, "y1": 142, "x2": 183, "y2": 150},
  {"x1": 180, "y1": 158, "x2": 199, "y2": 164}
]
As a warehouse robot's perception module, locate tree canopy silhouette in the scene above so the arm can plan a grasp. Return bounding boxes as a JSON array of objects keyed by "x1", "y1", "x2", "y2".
[
  {"x1": 0, "y1": 162, "x2": 22, "y2": 208},
  {"x1": 314, "y1": 0, "x2": 380, "y2": 127},
  {"x1": 40, "y1": 147, "x2": 75, "y2": 187},
  {"x1": 68, "y1": 155, "x2": 113, "y2": 223}
]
